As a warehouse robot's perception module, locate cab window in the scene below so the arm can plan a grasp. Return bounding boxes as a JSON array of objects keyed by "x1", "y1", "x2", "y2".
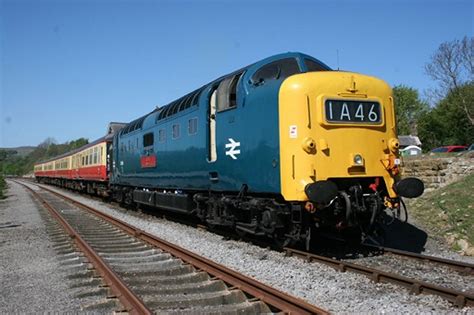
[
  {"x1": 251, "y1": 58, "x2": 300, "y2": 84},
  {"x1": 304, "y1": 59, "x2": 330, "y2": 72},
  {"x1": 216, "y1": 72, "x2": 242, "y2": 112}
]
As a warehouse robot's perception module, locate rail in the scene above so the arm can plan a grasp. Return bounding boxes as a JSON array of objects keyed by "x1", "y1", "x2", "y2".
[{"x1": 284, "y1": 247, "x2": 473, "y2": 308}]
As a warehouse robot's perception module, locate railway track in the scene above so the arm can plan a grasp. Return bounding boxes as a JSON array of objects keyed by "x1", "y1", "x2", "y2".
[
  {"x1": 361, "y1": 243, "x2": 474, "y2": 274},
  {"x1": 284, "y1": 245, "x2": 474, "y2": 308},
  {"x1": 17, "y1": 180, "x2": 328, "y2": 314}
]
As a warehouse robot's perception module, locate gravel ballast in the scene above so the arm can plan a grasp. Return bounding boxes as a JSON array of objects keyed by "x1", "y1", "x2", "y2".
[{"x1": 11, "y1": 180, "x2": 474, "y2": 313}]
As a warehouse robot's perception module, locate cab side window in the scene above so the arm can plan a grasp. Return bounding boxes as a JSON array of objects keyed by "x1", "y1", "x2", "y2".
[
  {"x1": 251, "y1": 58, "x2": 300, "y2": 85},
  {"x1": 216, "y1": 72, "x2": 242, "y2": 112},
  {"x1": 304, "y1": 59, "x2": 329, "y2": 72}
]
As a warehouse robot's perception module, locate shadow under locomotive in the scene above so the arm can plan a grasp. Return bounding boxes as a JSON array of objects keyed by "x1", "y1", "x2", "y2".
[
  {"x1": 302, "y1": 213, "x2": 428, "y2": 259},
  {"x1": 127, "y1": 200, "x2": 428, "y2": 260}
]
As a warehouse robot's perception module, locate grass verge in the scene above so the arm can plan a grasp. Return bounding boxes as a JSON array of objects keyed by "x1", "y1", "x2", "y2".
[{"x1": 408, "y1": 173, "x2": 474, "y2": 248}]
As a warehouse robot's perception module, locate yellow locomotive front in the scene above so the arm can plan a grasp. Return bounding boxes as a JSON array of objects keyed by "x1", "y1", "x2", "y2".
[{"x1": 279, "y1": 71, "x2": 424, "y2": 240}]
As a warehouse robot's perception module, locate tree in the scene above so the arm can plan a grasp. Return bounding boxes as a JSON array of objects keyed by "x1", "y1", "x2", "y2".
[
  {"x1": 69, "y1": 138, "x2": 89, "y2": 150},
  {"x1": 418, "y1": 83, "x2": 474, "y2": 149},
  {"x1": 393, "y1": 85, "x2": 429, "y2": 135},
  {"x1": 425, "y1": 36, "x2": 474, "y2": 125}
]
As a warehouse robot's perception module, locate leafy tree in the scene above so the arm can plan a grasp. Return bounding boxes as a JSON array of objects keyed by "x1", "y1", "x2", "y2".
[
  {"x1": 69, "y1": 138, "x2": 89, "y2": 150},
  {"x1": 393, "y1": 85, "x2": 428, "y2": 135},
  {"x1": 425, "y1": 36, "x2": 474, "y2": 125},
  {"x1": 418, "y1": 83, "x2": 474, "y2": 149}
]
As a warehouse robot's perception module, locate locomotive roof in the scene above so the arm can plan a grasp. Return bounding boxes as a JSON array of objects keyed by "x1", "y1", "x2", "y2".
[{"x1": 118, "y1": 52, "x2": 329, "y2": 135}]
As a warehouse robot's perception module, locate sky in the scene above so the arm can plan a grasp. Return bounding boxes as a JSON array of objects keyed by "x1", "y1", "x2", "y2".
[{"x1": 0, "y1": 0, "x2": 473, "y2": 147}]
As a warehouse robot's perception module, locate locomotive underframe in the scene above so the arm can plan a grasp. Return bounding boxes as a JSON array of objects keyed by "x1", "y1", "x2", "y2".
[
  {"x1": 37, "y1": 175, "x2": 401, "y2": 248},
  {"x1": 109, "y1": 176, "x2": 398, "y2": 247}
]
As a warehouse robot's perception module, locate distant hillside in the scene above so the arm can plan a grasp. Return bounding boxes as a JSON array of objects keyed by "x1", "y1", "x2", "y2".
[
  {"x1": 0, "y1": 146, "x2": 36, "y2": 157},
  {"x1": 0, "y1": 138, "x2": 88, "y2": 176}
]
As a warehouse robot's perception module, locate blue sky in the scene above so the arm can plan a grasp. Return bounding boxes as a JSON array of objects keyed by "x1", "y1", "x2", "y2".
[{"x1": 1, "y1": 0, "x2": 472, "y2": 147}]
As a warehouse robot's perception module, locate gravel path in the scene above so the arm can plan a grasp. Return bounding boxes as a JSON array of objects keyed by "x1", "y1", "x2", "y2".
[
  {"x1": 1, "y1": 180, "x2": 122, "y2": 313},
  {"x1": 0, "y1": 181, "x2": 84, "y2": 312},
  {"x1": 24, "y1": 181, "x2": 474, "y2": 314}
]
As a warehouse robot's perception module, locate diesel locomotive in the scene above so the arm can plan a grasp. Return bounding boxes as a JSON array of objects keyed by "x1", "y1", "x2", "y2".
[{"x1": 34, "y1": 52, "x2": 424, "y2": 247}]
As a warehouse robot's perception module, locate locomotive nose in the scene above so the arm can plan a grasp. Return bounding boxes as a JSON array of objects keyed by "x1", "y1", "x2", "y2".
[{"x1": 279, "y1": 71, "x2": 400, "y2": 201}]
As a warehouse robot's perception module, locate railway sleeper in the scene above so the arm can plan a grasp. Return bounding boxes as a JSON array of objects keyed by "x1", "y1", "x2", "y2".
[{"x1": 142, "y1": 290, "x2": 250, "y2": 310}]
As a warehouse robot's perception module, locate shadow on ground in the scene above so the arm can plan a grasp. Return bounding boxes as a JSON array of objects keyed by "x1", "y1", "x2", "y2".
[
  {"x1": 307, "y1": 215, "x2": 429, "y2": 259},
  {"x1": 380, "y1": 217, "x2": 428, "y2": 253}
]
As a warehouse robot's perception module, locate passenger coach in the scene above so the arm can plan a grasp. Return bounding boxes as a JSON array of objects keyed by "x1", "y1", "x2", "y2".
[{"x1": 34, "y1": 123, "x2": 124, "y2": 196}]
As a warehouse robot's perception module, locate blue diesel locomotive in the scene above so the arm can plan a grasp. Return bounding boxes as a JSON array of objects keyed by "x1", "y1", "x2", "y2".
[{"x1": 109, "y1": 52, "x2": 424, "y2": 246}]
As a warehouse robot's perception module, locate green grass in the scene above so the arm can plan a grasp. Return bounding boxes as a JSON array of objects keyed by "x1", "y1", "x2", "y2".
[
  {"x1": 408, "y1": 173, "x2": 474, "y2": 247},
  {"x1": 0, "y1": 175, "x2": 6, "y2": 199}
]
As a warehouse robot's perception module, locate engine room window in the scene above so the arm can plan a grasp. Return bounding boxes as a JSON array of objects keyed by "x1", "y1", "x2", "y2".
[
  {"x1": 172, "y1": 124, "x2": 180, "y2": 139},
  {"x1": 158, "y1": 129, "x2": 166, "y2": 142},
  {"x1": 143, "y1": 132, "x2": 154, "y2": 147},
  {"x1": 304, "y1": 59, "x2": 329, "y2": 72},
  {"x1": 188, "y1": 117, "x2": 198, "y2": 135},
  {"x1": 251, "y1": 58, "x2": 300, "y2": 84}
]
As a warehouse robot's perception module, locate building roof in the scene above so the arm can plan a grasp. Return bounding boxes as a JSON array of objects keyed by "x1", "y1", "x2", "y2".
[{"x1": 398, "y1": 135, "x2": 422, "y2": 147}]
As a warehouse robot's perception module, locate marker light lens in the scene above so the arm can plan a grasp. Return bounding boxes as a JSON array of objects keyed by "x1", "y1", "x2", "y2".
[{"x1": 354, "y1": 154, "x2": 363, "y2": 165}]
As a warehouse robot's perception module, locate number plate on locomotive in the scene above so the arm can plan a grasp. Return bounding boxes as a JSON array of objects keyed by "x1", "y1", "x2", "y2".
[{"x1": 324, "y1": 100, "x2": 381, "y2": 124}]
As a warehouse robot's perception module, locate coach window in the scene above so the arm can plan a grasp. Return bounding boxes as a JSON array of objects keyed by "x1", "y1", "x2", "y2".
[
  {"x1": 216, "y1": 72, "x2": 242, "y2": 112},
  {"x1": 251, "y1": 58, "x2": 300, "y2": 85},
  {"x1": 172, "y1": 124, "x2": 180, "y2": 139}
]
